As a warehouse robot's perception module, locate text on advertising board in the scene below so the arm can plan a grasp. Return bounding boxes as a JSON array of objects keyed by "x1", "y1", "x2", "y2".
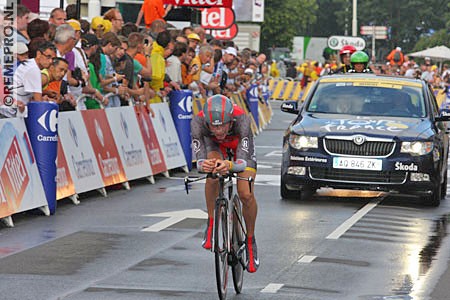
[
  {"x1": 208, "y1": 23, "x2": 238, "y2": 40},
  {"x1": 201, "y1": 7, "x2": 235, "y2": 29}
]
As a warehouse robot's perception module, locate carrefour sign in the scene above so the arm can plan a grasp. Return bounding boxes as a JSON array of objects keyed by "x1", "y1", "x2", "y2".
[{"x1": 327, "y1": 36, "x2": 366, "y2": 50}]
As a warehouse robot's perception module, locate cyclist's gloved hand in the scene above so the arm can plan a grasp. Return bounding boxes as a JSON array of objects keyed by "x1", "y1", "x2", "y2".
[
  {"x1": 202, "y1": 158, "x2": 217, "y2": 173},
  {"x1": 213, "y1": 159, "x2": 229, "y2": 175}
]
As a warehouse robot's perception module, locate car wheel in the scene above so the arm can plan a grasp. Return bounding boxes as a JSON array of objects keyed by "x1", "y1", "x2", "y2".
[
  {"x1": 423, "y1": 180, "x2": 441, "y2": 207},
  {"x1": 280, "y1": 178, "x2": 314, "y2": 201},
  {"x1": 441, "y1": 170, "x2": 447, "y2": 199}
]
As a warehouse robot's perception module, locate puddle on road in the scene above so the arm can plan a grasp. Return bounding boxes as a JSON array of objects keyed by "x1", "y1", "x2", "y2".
[{"x1": 385, "y1": 214, "x2": 450, "y2": 299}]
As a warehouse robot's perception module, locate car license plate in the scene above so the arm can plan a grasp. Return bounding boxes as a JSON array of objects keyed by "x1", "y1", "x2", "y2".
[{"x1": 333, "y1": 157, "x2": 382, "y2": 171}]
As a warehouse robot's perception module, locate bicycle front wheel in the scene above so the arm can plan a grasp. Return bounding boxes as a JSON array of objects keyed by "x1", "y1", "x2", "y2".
[
  {"x1": 231, "y1": 195, "x2": 245, "y2": 294},
  {"x1": 214, "y1": 201, "x2": 229, "y2": 300}
]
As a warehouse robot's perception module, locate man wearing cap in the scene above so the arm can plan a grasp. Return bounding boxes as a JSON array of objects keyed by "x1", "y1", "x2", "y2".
[
  {"x1": 135, "y1": 0, "x2": 172, "y2": 29},
  {"x1": 187, "y1": 33, "x2": 201, "y2": 53},
  {"x1": 66, "y1": 19, "x2": 89, "y2": 100}
]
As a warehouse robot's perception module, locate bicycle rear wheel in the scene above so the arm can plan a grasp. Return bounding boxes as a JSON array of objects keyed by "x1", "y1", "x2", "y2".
[
  {"x1": 231, "y1": 195, "x2": 245, "y2": 294},
  {"x1": 214, "y1": 201, "x2": 229, "y2": 300}
]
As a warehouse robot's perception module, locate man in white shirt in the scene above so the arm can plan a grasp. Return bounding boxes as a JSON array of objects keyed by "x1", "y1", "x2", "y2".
[
  {"x1": 2, "y1": 42, "x2": 56, "y2": 118},
  {"x1": 166, "y1": 41, "x2": 187, "y2": 85}
]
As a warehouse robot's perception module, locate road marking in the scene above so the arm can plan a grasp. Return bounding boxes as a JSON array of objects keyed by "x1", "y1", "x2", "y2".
[
  {"x1": 254, "y1": 174, "x2": 280, "y2": 186},
  {"x1": 265, "y1": 150, "x2": 282, "y2": 157},
  {"x1": 141, "y1": 209, "x2": 207, "y2": 232},
  {"x1": 326, "y1": 199, "x2": 380, "y2": 239},
  {"x1": 298, "y1": 255, "x2": 317, "y2": 263},
  {"x1": 256, "y1": 145, "x2": 282, "y2": 149},
  {"x1": 257, "y1": 164, "x2": 273, "y2": 169},
  {"x1": 261, "y1": 283, "x2": 284, "y2": 293}
]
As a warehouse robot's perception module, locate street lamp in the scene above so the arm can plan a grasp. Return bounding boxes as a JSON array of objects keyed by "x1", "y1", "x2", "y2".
[{"x1": 352, "y1": 0, "x2": 357, "y2": 37}]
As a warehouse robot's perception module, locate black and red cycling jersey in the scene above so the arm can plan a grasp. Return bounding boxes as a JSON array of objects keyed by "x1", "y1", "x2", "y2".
[{"x1": 191, "y1": 104, "x2": 257, "y2": 172}]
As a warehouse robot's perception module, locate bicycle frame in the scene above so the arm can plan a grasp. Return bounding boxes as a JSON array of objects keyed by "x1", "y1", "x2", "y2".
[{"x1": 184, "y1": 172, "x2": 252, "y2": 299}]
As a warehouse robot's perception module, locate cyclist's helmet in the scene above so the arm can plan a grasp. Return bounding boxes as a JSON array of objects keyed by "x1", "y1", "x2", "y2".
[
  {"x1": 350, "y1": 50, "x2": 369, "y2": 68},
  {"x1": 339, "y1": 45, "x2": 357, "y2": 57},
  {"x1": 203, "y1": 95, "x2": 234, "y2": 126}
]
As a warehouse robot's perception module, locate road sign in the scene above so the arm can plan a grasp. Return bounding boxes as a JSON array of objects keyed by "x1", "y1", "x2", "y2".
[
  {"x1": 327, "y1": 36, "x2": 366, "y2": 51},
  {"x1": 360, "y1": 25, "x2": 387, "y2": 35}
]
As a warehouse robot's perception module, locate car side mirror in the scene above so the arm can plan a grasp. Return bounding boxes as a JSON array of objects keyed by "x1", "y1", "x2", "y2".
[
  {"x1": 435, "y1": 109, "x2": 450, "y2": 122},
  {"x1": 280, "y1": 100, "x2": 299, "y2": 114}
]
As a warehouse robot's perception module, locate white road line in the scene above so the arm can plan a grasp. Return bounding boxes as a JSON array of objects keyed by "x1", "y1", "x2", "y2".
[
  {"x1": 265, "y1": 150, "x2": 282, "y2": 157},
  {"x1": 298, "y1": 255, "x2": 317, "y2": 263},
  {"x1": 261, "y1": 283, "x2": 284, "y2": 293},
  {"x1": 256, "y1": 145, "x2": 282, "y2": 149},
  {"x1": 326, "y1": 199, "x2": 380, "y2": 240}
]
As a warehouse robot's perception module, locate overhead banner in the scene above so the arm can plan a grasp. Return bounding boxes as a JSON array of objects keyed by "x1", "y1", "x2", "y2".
[
  {"x1": 105, "y1": 106, "x2": 153, "y2": 180},
  {"x1": 56, "y1": 140, "x2": 76, "y2": 200},
  {"x1": 150, "y1": 103, "x2": 187, "y2": 170},
  {"x1": 0, "y1": 118, "x2": 47, "y2": 218},
  {"x1": 81, "y1": 110, "x2": 127, "y2": 186},
  {"x1": 134, "y1": 106, "x2": 167, "y2": 175},
  {"x1": 163, "y1": 0, "x2": 232, "y2": 8},
  {"x1": 58, "y1": 111, "x2": 104, "y2": 194}
]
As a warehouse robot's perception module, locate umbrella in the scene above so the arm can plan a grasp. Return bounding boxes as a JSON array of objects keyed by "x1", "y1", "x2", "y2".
[{"x1": 408, "y1": 45, "x2": 450, "y2": 69}]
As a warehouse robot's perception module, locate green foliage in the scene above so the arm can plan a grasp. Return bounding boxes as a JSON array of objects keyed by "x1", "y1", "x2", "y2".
[
  {"x1": 413, "y1": 29, "x2": 450, "y2": 51},
  {"x1": 261, "y1": 0, "x2": 318, "y2": 53}
]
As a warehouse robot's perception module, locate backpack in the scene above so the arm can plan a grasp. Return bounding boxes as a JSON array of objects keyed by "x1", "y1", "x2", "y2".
[{"x1": 393, "y1": 51, "x2": 401, "y2": 63}]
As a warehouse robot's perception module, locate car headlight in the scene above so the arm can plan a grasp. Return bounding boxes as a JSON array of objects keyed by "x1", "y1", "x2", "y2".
[
  {"x1": 289, "y1": 134, "x2": 318, "y2": 150},
  {"x1": 400, "y1": 141, "x2": 433, "y2": 155}
]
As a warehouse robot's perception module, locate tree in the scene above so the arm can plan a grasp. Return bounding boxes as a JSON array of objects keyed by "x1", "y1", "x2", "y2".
[{"x1": 261, "y1": 0, "x2": 318, "y2": 54}]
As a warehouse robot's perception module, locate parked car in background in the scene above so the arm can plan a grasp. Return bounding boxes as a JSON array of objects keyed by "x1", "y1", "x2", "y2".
[{"x1": 281, "y1": 74, "x2": 450, "y2": 206}]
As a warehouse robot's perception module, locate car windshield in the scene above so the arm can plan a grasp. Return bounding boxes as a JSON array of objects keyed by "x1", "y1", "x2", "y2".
[{"x1": 307, "y1": 81, "x2": 426, "y2": 118}]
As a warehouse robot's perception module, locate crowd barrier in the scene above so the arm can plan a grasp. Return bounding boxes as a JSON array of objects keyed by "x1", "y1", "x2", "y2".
[
  {"x1": 0, "y1": 85, "x2": 273, "y2": 227},
  {"x1": 268, "y1": 78, "x2": 313, "y2": 102}
]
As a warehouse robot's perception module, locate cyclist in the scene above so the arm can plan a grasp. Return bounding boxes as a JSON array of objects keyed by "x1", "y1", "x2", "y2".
[
  {"x1": 334, "y1": 45, "x2": 357, "y2": 74},
  {"x1": 348, "y1": 50, "x2": 372, "y2": 73},
  {"x1": 191, "y1": 94, "x2": 259, "y2": 273}
]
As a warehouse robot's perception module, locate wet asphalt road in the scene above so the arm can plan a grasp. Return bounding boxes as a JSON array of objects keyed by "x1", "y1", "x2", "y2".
[{"x1": 1, "y1": 101, "x2": 450, "y2": 300}]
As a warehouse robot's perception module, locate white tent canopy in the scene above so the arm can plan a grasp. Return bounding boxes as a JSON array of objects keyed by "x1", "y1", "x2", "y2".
[{"x1": 408, "y1": 45, "x2": 450, "y2": 69}]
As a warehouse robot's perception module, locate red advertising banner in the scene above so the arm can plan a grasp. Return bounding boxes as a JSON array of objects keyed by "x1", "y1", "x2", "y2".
[
  {"x1": 164, "y1": 0, "x2": 232, "y2": 7},
  {"x1": 56, "y1": 140, "x2": 76, "y2": 200},
  {"x1": 134, "y1": 106, "x2": 167, "y2": 175},
  {"x1": 0, "y1": 136, "x2": 29, "y2": 217},
  {"x1": 81, "y1": 110, "x2": 127, "y2": 186},
  {"x1": 200, "y1": 7, "x2": 235, "y2": 29},
  {"x1": 208, "y1": 23, "x2": 238, "y2": 40}
]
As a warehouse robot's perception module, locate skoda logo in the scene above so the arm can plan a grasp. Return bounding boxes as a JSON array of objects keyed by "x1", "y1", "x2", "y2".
[{"x1": 353, "y1": 135, "x2": 366, "y2": 145}]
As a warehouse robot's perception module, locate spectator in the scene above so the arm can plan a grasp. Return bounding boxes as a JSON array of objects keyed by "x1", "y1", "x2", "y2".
[
  {"x1": 80, "y1": 20, "x2": 91, "y2": 35},
  {"x1": 194, "y1": 26, "x2": 207, "y2": 45},
  {"x1": 135, "y1": 0, "x2": 171, "y2": 29},
  {"x1": 65, "y1": 4, "x2": 77, "y2": 20},
  {"x1": 16, "y1": 42, "x2": 29, "y2": 64},
  {"x1": 49, "y1": 8, "x2": 66, "y2": 27},
  {"x1": 149, "y1": 30, "x2": 171, "y2": 103},
  {"x1": 386, "y1": 46, "x2": 404, "y2": 67},
  {"x1": 8, "y1": 42, "x2": 56, "y2": 118},
  {"x1": 103, "y1": 8, "x2": 124, "y2": 35},
  {"x1": 54, "y1": 24, "x2": 79, "y2": 89},
  {"x1": 181, "y1": 47, "x2": 196, "y2": 86},
  {"x1": 148, "y1": 19, "x2": 166, "y2": 40},
  {"x1": 166, "y1": 41, "x2": 186, "y2": 85},
  {"x1": 187, "y1": 33, "x2": 201, "y2": 53},
  {"x1": 14, "y1": 4, "x2": 30, "y2": 44},
  {"x1": 120, "y1": 22, "x2": 138, "y2": 37},
  {"x1": 27, "y1": 19, "x2": 50, "y2": 40},
  {"x1": 91, "y1": 16, "x2": 106, "y2": 39},
  {"x1": 41, "y1": 57, "x2": 70, "y2": 107}
]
